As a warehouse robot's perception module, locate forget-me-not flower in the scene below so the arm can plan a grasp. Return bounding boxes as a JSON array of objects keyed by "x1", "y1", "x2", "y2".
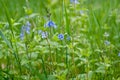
[
  {"x1": 58, "y1": 34, "x2": 64, "y2": 40},
  {"x1": 38, "y1": 30, "x2": 48, "y2": 39},
  {"x1": 44, "y1": 20, "x2": 57, "y2": 28},
  {"x1": 41, "y1": 31, "x2": 48, "y2": 39}
]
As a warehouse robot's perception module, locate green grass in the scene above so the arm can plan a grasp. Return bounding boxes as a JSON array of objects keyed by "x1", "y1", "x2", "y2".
[{"x1": 0, "y1": 0, "x2": 120, "y2": 80}]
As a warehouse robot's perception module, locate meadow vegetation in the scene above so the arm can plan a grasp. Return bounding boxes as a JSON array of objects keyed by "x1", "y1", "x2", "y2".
[{"x1": 0, "y1": 0, "x2": 120, "y2": 80}]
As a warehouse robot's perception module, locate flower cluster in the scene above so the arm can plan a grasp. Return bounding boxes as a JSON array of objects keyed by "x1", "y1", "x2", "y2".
[
  {"x1": 37, "y1": 20, "x2": 57, "y2": 39},
  {"x1": 44, "y1": 21, "x2": 57, "y2": 28},
  {"x1": 57, "y1": 34, "x2": 71, "y2": 41},
  {"x1": 38, "y1": 30, "x2": 48, "y2": 39},
  {"x1": 20, "y1": 21, "x2": 31, "y2": 40},
  {"x1": 58, "y1": 34, "x2": 64, "y2": 40},
  {"x1": 41, "y1": 32, "x2": 48, "y2": 39},
  {"x1": 20, "y1": 20, "x2": 71, "y2": 42}
]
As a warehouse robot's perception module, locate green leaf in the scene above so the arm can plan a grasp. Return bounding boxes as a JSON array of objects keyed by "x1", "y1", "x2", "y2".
[{"x1": 95, "y1": 66, "x2": 105, "y2": 74}]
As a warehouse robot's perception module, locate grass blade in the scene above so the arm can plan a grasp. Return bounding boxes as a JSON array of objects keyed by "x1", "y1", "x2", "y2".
[{"x1": 0, "y1": 30, "x2": 12, "y2": 49}]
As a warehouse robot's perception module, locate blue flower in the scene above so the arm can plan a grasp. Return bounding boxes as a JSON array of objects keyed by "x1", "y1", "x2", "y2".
[
  {"x1": 44, "y1": 21, "x2": 57, "y2": 28},
  {"x1": 41, "y1": 32, "x2": 48, "y2": 39},
  {"x1": 38, "y1": 30, "x2": 48, "y2": 39},
  {"x1": 58, "y1": 34, "x2": 64, "y2": 40},
  {"x1": 21, "y1": 21, "x2": 31, "y2": 34}
]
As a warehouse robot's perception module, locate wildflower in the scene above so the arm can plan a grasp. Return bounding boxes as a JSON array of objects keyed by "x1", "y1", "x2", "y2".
[
  {"x1": 58, "y1": 34, "x2": 64, "y2": 40},
  {"x1": 21, "y1": 21, "x2": 31, "y2": 34},
  {"x1": 70, "y1": 0, "x2": 79, "y2": 4},
  {"x1": 41, "y1": 32, "x2": 48, "y2": 39},
  {"x1": 104, "y1": 40, "x2": 110, "y2": 45},
  {"x1": 104, "y1": 32, "x2": 109, "y2": 37},
  {"x1": 44, "y1": 21, "x2": 57, "y2": 28}
]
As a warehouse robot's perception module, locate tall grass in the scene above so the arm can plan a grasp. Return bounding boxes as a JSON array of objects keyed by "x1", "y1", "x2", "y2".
[{"x1": 0, "y1": 0, "x2": 120, "y2": 80}]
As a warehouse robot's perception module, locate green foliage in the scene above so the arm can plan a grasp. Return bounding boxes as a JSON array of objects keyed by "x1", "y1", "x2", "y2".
[{"x1": 0, "y1": 0, "x2": 120, "y2": 80}]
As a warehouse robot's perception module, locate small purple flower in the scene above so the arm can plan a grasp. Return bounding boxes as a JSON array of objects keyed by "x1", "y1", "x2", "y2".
[
  {"x1": 41, "y1": 32, "x2": 48, "y2": 39},
  {"x1": 44, "y1": 21, "x2": 57, "y2": 28},
  {"x1": 58, "y1": 34, "x2": 64, "y2": 40}
]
